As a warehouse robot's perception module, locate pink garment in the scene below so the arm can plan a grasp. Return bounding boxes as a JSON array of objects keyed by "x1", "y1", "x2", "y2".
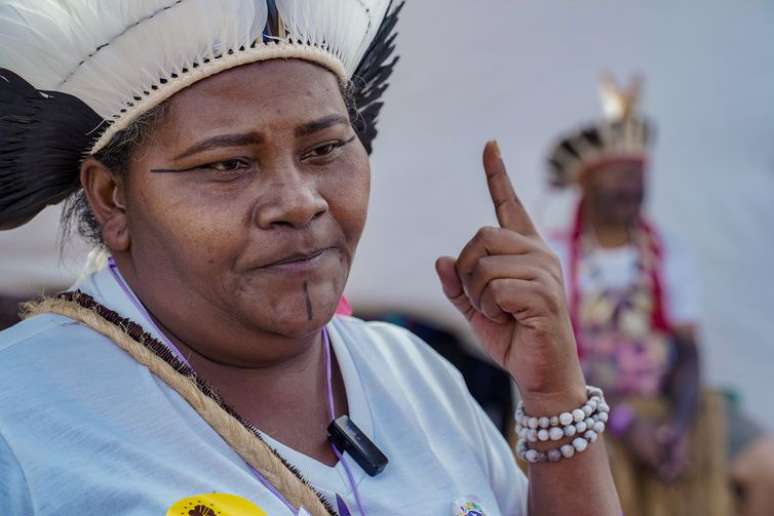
[{"x1": 335, "y1": 296, "x2": 353, "y2": 316}]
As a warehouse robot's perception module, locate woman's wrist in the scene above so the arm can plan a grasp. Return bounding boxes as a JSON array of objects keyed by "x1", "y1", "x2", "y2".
[
  {"x1": 521, "y1": 387, "x2": 587, "y2": 417},
  {"x1": 519, "y1": 375, "x2": 588, "y2": 417},
  {"x1": 515, "y1": 385, "x2": 610, "y2": 464}
]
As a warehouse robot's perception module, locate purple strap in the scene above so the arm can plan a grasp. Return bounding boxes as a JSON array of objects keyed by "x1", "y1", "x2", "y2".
[
  {"x1": 107, "y1": 258, "x2": 192, "y2": 368},
  {"x1": 324, "y1": 329, "x2": 367, "y2": 516},
  {"x1": 336, "y1": 494, "x2": 353, "y2": 516}
]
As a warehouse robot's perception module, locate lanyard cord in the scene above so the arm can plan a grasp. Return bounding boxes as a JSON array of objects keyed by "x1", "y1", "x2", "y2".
[
  {"x1": 107, "y1": 257, "x2": 192, "y2": 368},
  {"x1": 323, "y1": 329, "x2": 367, "y2": 516}
]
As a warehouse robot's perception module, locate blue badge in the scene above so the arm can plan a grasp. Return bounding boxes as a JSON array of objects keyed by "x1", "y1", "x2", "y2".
[{"x1": 453, "y1": 496, "x2": 488, "y2": 516}]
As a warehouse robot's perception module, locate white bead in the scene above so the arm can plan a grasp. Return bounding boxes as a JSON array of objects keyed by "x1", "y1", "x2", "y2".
[
  {"x1": 582, "y1": 404, "x2": 593, "y2": 417},
  {"x1": 549, "y1": 416, "x2": 559, "y2": 427},
  {"x1": 593, "y1": 421, "x2": 606, "y2": 434},
  {"x1": 549, "y1": 427, "x2": 564, "y2": 441},
  {"x1": 587, "y1": 399, "x2": 598, "y2": 412},
  {"x1": 538, "y1": 429, "x2": 550, "y2": 442},
  {"x1": 525, "y1": 449, "x2": 540, "y2": 463},
  {"x1": 585, "y1": 430, "x2": 598, "y2": 443},
  {"x1": 560, "y1": 444, "x2": 575, "y2": 458},
  {"x1": 563, "y1": 425, "x2": 576, "y2": 437},
  {"x1": 518, "y1": 427, "x2": 528, "y2": 439},
  {"x1": 599, "y1": 402, "x2": 610, "y2": 413},
  {"x1": 585, "y1": 418, "x2": 594, "y2": 429},
  {"x1": 572, "y1": 408, "x2": 586, "y2": 423},
  {"x1": 527, "y1": 429, "x2": 538, "y2": 443},
  {"x1": 573, "y1": 437, "x2": 588, "y2": 452},
  {"x1": 538, "y1": 416, "x2": 550, "y2": 429},
  {"x1": 576, "y1": 421, "x2": 587, "y2": 433},
  {"x1": 516, "y1": 440, "x2": 527, "y2": 454},
  {"x1": 548, "y1": 449, "x2": 562, "y2": 463},
  {"x1": 528, "y1": 417, "x2": 539, "y2": 429},
  {"x1": 596, "y1": 411, "x2": 609, "y2": 423},
  {"x1": 559, "y1": 412, "x2": 574, "y2": 426}
]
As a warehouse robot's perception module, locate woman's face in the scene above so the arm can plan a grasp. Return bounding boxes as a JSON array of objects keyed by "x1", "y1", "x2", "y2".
[{"x1": 117, "y1": 60, "x2": 369, "y2": 351}]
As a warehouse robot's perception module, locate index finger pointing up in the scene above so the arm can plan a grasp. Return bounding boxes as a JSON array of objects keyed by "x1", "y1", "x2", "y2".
[{"x1": 483, "y1": 140, "x2": 538, "y2": 237}]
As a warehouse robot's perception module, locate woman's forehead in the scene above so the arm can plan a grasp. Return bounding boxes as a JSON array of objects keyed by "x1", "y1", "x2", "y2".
[{"x1": 161, "y1": 59, "x2": 347, "y2": 138}]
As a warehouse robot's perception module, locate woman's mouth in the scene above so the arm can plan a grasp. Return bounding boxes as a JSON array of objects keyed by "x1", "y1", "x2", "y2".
[{"x1": 260, "y1": 247, "x2": 337, "y2": 273}]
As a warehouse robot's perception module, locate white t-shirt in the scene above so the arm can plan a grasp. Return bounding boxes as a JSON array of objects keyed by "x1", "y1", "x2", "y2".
[
  {"x1": 549, "y1": 229, "x2": 701, "y2": 327},
  {"x1": 0, "y1": 266, "x2": 527, "y2": 515}
]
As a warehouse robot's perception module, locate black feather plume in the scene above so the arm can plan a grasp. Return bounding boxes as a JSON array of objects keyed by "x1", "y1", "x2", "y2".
[
  {"x1": 0, "y1": 68, "x2": 103, "y2": 230},
  {"x1": 351, "y1": 1, "x2": 404, "y2": 155}
]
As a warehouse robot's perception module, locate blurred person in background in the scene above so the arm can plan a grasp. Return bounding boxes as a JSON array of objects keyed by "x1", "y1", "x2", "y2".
[{"x1": 544, "y1": 75, "x2": 774, "y2": 516}]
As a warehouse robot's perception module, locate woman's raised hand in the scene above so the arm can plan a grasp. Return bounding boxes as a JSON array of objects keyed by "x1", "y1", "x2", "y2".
[{"x1": 435, "y1": 141, "x2": 586, "y2": 412}]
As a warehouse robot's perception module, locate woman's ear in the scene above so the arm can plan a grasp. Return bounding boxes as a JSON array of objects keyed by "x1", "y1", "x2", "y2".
[{"x1": 80, "y1": 157, "x2": 130, "y2": 252}]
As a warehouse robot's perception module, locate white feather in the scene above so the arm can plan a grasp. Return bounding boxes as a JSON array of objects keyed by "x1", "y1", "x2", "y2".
[
  {"x1": 275, "y1": 0, "x2": 390, "y2": 74},
  {"x1": 0, "y1": 0, "x2": 393, "y2": 148}
]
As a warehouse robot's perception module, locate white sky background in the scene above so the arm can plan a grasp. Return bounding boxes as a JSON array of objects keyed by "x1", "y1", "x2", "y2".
[{"x1": 1, "y1": 1, "x2": 773, "y2": 426}]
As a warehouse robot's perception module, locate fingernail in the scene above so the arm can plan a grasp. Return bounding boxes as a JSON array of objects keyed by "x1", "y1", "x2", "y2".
[{"x1": 491, "y1": 139, "x2": 502, "y2": 159}]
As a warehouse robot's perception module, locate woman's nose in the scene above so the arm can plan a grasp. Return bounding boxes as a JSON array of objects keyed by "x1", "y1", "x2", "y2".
[{"x1": 253, "y1": 169, "x2": 328, "y2": 230}]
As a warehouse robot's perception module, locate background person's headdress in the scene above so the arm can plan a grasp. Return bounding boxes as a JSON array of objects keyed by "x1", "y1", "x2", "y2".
[
  {"x1": 0, "y1": 0, "x2": 404, "y2": 229},
  {"x1": 546, "y1": 73, "x2": 653, "y2": 188}
]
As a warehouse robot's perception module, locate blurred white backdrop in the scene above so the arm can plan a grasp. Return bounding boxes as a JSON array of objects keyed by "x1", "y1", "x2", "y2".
[
  {"x1": 349, "y1": 1, "x2": 774, "y2": 426},
  {"x1": 1, "y1": 1, "x2": 773, "y2": 425}
]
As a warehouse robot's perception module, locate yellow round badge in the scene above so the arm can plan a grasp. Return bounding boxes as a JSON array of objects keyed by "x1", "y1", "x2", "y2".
[{"x1": 166, "y1": 493, "x2": 268, "y2": 516}]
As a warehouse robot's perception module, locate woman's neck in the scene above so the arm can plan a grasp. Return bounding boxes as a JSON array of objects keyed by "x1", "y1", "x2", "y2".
[
  {"x1": 112, "y1": 257, "x2": 348, "y2": 464},
  {"x1": 155, "y1": 312, "x2": 347, "y2": 465}
]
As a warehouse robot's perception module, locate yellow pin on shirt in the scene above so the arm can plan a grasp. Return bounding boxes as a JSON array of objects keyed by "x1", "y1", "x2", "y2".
[{"x1": 167, "y1": 493, "x2": 268, "y2": 516}]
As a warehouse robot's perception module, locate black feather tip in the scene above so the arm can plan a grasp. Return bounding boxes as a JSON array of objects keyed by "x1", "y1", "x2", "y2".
[
  {"x1": 0, "y1": 68, "x2": 104, "y2": 230},
  {"x1": 351, "y1": 1, "x2": 404, "y2": 155}
]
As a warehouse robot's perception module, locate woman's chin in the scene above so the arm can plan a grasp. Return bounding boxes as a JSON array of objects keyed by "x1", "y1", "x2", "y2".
[
  {"x1": 242, "y1": 298, "x2": 340, "y2": 338},
  {"x1": 229, "y1": 273, "x2": 346, "y2": 336}
]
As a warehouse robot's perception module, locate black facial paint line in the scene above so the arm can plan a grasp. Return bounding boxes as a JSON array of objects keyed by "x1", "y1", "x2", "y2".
[
  {"x1": 150, "y1": 166, "x2": 198, "y2": 173},
  {"x1": 303, "y1": 281, "x2": 313, "y2": 321}
]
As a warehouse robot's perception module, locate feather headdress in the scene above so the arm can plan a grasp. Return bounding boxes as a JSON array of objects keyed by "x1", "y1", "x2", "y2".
[
  {"x1": 547, "y1": 73, "x2": 653, "y2": 188},
  {"x1": 0, "y1": 0, "x2": 403, "y2": 229}
]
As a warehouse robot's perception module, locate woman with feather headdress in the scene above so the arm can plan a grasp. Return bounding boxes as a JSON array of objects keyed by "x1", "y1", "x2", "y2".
[{"x1": 0, "y1": 2, "x2": 619, "y2": 514}]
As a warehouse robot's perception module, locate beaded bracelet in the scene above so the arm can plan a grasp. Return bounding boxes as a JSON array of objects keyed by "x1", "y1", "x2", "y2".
[{"x1": 514, "y1": 386, "x2": 609, "y2": 464}]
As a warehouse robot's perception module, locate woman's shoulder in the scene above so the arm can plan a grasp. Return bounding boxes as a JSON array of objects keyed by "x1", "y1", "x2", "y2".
[
  {"x1": 0, "y1": 312, "x2": 84, "y2": 355},
  {"x1": 0, "y1": 311, "x2": 112, "y2": 358},
  {"x1": 0, "y1": 312, "x2": 143, "y2": 410}
]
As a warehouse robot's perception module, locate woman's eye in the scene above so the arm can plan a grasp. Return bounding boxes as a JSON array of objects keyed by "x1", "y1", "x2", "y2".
[
  {"x1": 313, "y1": 144, "x2": 338, "y2": 156},
  {"x1": 206, "y1": 158, "x2": 250, "y2": 172},
  {"x1": 303, "y1": 138, "x2": 352, "y2": 161}
]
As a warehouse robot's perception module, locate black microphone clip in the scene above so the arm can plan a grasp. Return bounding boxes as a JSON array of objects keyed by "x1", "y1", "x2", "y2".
[{"x1": 327, "y1": 415, "x2": 388, "y2": 477}]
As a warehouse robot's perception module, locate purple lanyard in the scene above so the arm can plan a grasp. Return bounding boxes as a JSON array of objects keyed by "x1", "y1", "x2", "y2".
[
  {"x1": 107, "y1": 258, "x2": 365, "y2": 515},
  {"x1": 107, "y1": 257, "x2": 192, "y2": 368},
  {"x1": 324, "y1": 330, "x2": 367, "y2": 516}
]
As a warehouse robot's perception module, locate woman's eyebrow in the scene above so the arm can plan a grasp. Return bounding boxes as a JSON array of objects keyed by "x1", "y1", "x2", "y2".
[
  {"x1": 295, "y1": 114, "x2": 349, "y2": 137},
  {"x1": 173, "y1": 132, "x2": 264, "y2": 160}
]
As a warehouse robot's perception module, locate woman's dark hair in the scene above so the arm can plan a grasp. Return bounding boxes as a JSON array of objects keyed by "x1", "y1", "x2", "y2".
[{"x1": 60, "y1": 103, "x2": 169, "y2": 246}]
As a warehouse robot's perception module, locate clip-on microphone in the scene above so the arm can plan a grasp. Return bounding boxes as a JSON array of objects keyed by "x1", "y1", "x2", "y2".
[{"x1": 327, "y1": 415, "x2": 388, "y2": 477}]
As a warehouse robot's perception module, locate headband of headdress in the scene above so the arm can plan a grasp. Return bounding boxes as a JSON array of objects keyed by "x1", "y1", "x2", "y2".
[
  {"x1": 546, "y1": 74, "x2": 653, "y2": 188},
  {"x1": 0, "y1": 0, "x2": 403, "y2": 230}
]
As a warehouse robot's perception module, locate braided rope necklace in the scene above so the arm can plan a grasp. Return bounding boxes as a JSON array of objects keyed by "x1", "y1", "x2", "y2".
[{"x1": 22, "y1": 291, "x2": 336, "y2": 516}]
